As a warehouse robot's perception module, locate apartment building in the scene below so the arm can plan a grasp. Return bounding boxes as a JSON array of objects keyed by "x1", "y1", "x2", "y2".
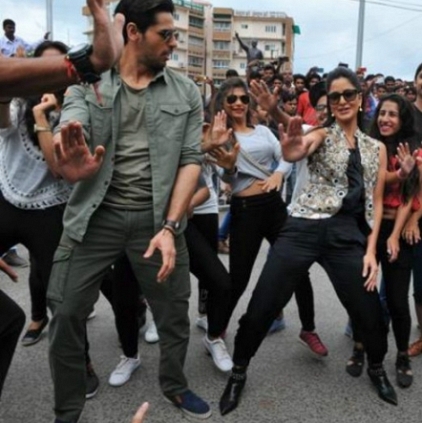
[{"x1": 82, "y1": 1, "x2": 296, "y2": 85}]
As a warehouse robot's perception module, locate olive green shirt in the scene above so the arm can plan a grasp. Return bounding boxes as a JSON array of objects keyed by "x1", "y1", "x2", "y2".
[{"x1": 56, "y1": 68, "x2": 203, "y2": 242}]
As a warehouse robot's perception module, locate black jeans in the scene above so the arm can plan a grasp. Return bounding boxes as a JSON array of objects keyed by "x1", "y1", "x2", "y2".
[
  {"x1": 233, "y1": 215, "x2": 388, "y2": 367},
  {"x1": 0, "y1": 290, "x2": 25, "y2": 398},
  {"x1": 185, "y1": 215, "x2": 231, "y2": 337},
  {"x1": 226, "y1": 191, "x2": 287, "y2": 328},
  {"x1": 0, "y1": 191, "x2": 64, "y2": 322},
  {"x1": 190, "y1": 214, "x2": 219, "y2": 315}
]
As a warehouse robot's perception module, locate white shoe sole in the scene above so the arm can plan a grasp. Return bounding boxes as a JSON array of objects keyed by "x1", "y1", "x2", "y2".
[{"x1": 108, "y1": 361, "x2": 141, "y2": 387}]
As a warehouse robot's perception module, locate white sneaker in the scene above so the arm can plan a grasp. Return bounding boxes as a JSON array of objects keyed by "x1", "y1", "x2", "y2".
[
  {"x1": 203, "y1": 336, "x2": 233, "y2": 372},
  {"x1": 108, "y1": 355, "x2": 141, "y2": 387},
  {"x1": 196, "y1": 315, "x2": 208, "y2": 332},
  {"x1": 144, "y1": 320, "x2": 159, "y2": 344}
]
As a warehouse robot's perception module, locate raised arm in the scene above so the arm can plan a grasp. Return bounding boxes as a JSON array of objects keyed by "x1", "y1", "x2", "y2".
[
  {"x1": 235, "y1": 32, "x2": 249, "y2": 53},
  {"x1": 0, "y1": 0, "x2": 124, "y2": 97},
  {"x1": 279, "y1": 116, "x2": 325, "y2": 162}
]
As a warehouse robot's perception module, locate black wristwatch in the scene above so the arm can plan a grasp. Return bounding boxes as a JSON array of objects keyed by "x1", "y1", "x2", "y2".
[
  {"x1": 66, "y1": 43, "x2": 101, "y2": 84},
  {"x1": 162, "y1": 219, "x2": 180, "y2": 234}
]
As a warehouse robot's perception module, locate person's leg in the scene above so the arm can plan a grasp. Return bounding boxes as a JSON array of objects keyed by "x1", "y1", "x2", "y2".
[
  {"x1": 409, "y1": 238, "x2": 422, "y2": 356},
  {"x1": 19, "y1": 205, "x2": 64, "y2": 340},
  {"x1": 191, "y1": 213, "x2": 219, "y2": 320},
  {"x1": 48, "y1": 206, "x2": 127, "y2": 422},
  {"x1": 220, "y1": 217, "x2": 320, "y2": 416},
  {"x1": 0, "y1": 290, "x2": 25, "y2": 398},
  {"x1": 125, "y1": 209, "x2": 191, "y2": 398},
  {"x1": 320, "y1": 216, "x2": 395, "y2": 404}
]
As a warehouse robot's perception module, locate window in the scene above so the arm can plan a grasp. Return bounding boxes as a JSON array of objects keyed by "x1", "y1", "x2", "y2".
[
  {"x1": 213, "y1": 41, "x2": 230, "y2": 50},
  {"x1": 214, "y1": 22, "x2": 231, "y2": 32},
  {"x1": 189, "y1": 16, "x2": 204, "y2": 29},
  {"x1": 188, "y1": 56, "x2": 203, "y2": 67},
  {"x1": 174, "y1": 13, "x2": 180, "y2": 21},
  {"x1": 241, "y1": 24, "x2": 248, "y2": 29},
  {"x1": 171, "y1": 53, "x2": 179, "y2": 61},
  {"x1": 265, "y1": 44, "x2": 276, "y2": 51},
  {"x1": 188, "y1": 36, "x2": 203, "y2": 47},
  {"x1": 265, "y1": 25, "x2": 277, "y2": 33},
  {"x1": 212, "y1": 60, "x2": 230, "y2": 69},
  {"x1": 240, "y1": 63, "x2": 246, "y2": 69},
  {"x1": 282, "y1": 24, "x2": 286, "y2": 36}
]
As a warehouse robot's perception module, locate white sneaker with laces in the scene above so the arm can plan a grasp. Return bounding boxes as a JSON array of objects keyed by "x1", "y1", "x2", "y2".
[
  {"x1": 203, "y1": 336, "x2": 233, "y2": 372},
  {"x1": 144, "y1": 320, "x2": 159, "y2": 344},
  {"x1": 108, "y1": 355, "x2": 141, "y2": 387},
  {"x1": 195, "y1": 315, "x2": 208, "y2": 332}
]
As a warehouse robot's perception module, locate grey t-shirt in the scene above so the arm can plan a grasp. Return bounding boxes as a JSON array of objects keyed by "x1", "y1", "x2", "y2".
[{"x1": 103, "y1": 82, "x2": 152, "y2": 210}]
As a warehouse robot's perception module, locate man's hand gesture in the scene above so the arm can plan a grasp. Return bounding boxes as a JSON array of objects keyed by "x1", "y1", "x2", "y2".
[{"x1": 54, "y1": 121, "x2": 105, "y2": 183}]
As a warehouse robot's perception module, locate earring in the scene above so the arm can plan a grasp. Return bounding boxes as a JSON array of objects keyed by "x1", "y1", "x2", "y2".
[{"x1": 359, "y1": 106, "x2": 363, "y2": 112}]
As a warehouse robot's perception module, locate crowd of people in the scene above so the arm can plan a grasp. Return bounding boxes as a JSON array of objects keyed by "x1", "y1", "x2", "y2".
[{"x1": 1, "y1": 0, "x2": 422, "y2": 422}]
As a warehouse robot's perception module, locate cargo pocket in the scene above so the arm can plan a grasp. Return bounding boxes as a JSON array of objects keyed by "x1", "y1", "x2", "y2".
[{"x1": 46, "y1": 243, "x2": 74, "y2": 303}]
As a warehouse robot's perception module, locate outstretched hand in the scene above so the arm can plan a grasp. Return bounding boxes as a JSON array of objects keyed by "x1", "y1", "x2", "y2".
[
  {"x1": 250, "y1": 80, "x2": 280, "y2": 113},
  {"x1": 396, "y1": 143, "x2": 416, "y2": 178},
  {"x1": 87, "y1": 0, "x2": 125, "y2": 73},
  {"x1": 54, "y1": 121, "x2": 105, "y2": 183}
]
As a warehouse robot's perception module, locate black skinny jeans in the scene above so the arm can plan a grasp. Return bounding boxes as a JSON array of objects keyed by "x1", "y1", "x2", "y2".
[
  {"x1": 233, "y1": 215, "x2": 388, "y2": 367},
  {"x1": 185, "y1": 214, "x2": 232, "y2": 337},
  {"x1": 226, "y1": 191, "x2": 315, "y2": 331},
  {"x1": 0, "y1": 290, "x2": 25, "y2": 398},
  {"x1": 354, "y1": 219, "x2": 412, "y2": 353},
  {"x1": 0, "y1": 190, "x2": 64, "y2": 322}
]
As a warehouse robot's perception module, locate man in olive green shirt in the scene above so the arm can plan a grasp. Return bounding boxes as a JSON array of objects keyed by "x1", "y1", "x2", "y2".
[{"x1": 48, "y1": 1, "x2": 209, "y2": 422}]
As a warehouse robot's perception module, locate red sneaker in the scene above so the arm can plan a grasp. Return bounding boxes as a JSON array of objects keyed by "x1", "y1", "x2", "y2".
[{"x1": 299, "y1": 330, "x2": 328, "y2": 357}]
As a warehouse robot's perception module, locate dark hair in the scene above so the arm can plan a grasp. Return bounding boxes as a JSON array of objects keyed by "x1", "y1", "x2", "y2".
[
  {"x1": 23, "y1": 40, "x2": 69, "y2": 147},
  {"x1": 3, "y1": 19, "x2": 15, "y2": 29},
  {"x1": 323, "y1": 67, "x2": 365, "y2": 130},
  {"x1": 114, "y1": 0, "x2": 175, "y2": 43},
  {"x1": 415, "y1": 63, "x2": 422, "y2": 81},
  {"x1": 305, "y1": 72, "x2": 321, "y2": 89},
  {"x1": 212, "y1": 77, "x2": 253, "y2": 130},
  {"x1": 263, "y1": 64, "x2": 275, "y2": 72},
  {"x1": 225, "y1": 69, "x2": 239, "y2": 78},
  {"x1": 281, "y1": 91, "x2": 297, "y2": 103},
  {"x1": 369, "y1": 93, "x2": 419, "y2": 202},
  {"x1": 293, "y1": 73, "x2": 306, "y2": 83},
  {"x1": 248, "y1": 70, "x2": 261, "y2": 81},
  {"x1": 405, "y1": 86, "x2": 416, "y2": 96},
  {"x1": 273, "y1": 73, "x2": 283, "y2": 83},
  {"x1": 385, "y1": 76, "x2": 395, "y2": 84},
  {"x1": 33, "y1": 40, "x2": 68, "y2": 58}
]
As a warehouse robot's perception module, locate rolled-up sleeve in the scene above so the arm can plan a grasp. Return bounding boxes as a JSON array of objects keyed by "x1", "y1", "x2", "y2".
[
  {"x1": 54, "y1": 85, "x2": 91, "y2": 142},
  {"x1": 179, "y1": 82, "x2": 203, "y2": 167}
]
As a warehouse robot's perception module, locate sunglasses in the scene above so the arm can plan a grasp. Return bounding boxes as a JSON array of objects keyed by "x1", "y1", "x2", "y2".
[
  {"x1": 226, "y1": 94, "x2": 250, "y2": 105},
  {"x1": 157, "y1": 29, "x2": 179, "y2": 42},
  {"x1": 327, "y1": 89, "x2": 359, "y2": 105},
  {"x1": 315, "y1": 104, "x2": 327, "y2": 112}
]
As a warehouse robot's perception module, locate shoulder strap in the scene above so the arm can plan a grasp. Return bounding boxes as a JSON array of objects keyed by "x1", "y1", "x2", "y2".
[{"x1": 238, "y1": 147, "x2": 272, "y2": 177}]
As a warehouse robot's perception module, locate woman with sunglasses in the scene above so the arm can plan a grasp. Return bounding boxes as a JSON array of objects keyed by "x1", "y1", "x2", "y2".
[
  {"x1": 209, "y1": 77, "x2": 292, "y2": 335},
  {"x1": 219, "y1": 67, "x2": 396, "y2": 415},
  {"x1": 346, "y1": 94, "x2": 420, "y2": 388}
]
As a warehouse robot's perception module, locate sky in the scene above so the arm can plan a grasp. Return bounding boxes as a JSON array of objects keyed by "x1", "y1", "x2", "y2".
[{"x1": 2, "y1": 0, "x2": 422, "y2": 81}]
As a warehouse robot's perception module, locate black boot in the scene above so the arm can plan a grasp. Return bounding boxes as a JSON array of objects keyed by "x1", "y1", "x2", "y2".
[
  {"x1": 346, "y1": 345, "x2": 365, "y2": 377},
  {"x1": 219, "y1": 367, "x2": 247, "y2": 416},
  {"x1": 396, "y1": 352, "x2": 413, "y2": 388},
  {"x1": 367, "y1": 365, "x2": 398, "y2": 405}
]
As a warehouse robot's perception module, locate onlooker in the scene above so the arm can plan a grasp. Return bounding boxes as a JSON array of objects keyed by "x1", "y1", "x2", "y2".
[{"x1": 0, "y1": 19, "x2": 49, "y2": 57}]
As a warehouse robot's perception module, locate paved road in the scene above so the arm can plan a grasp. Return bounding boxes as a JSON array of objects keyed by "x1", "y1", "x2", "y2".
[{"x1": 1, "y1": 244, "x2": 421, "y2": 423}]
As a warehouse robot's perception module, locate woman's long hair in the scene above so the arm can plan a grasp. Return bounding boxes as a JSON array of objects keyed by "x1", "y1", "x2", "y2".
[
  {"x1": 370, "y1": 93, "x2": 419, "y2": 203},
  {"x1": 323, "y1": 67, "x2": 365, "y2": 131},
  {"x1": 211, "y1": 77, "x2": 254, "y2": 131},
  {"x1": 23, "y1": 41, "x2": 69, "y2": 147}
]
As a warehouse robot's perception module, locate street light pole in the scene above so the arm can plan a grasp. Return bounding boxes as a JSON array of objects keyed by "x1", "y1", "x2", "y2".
[
  {"x1": 46, "y1": 0, "x2": 53, "y2": 39},
  {"x1": 355, "y1": 0, "x2": 365, "y2": 69}
]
